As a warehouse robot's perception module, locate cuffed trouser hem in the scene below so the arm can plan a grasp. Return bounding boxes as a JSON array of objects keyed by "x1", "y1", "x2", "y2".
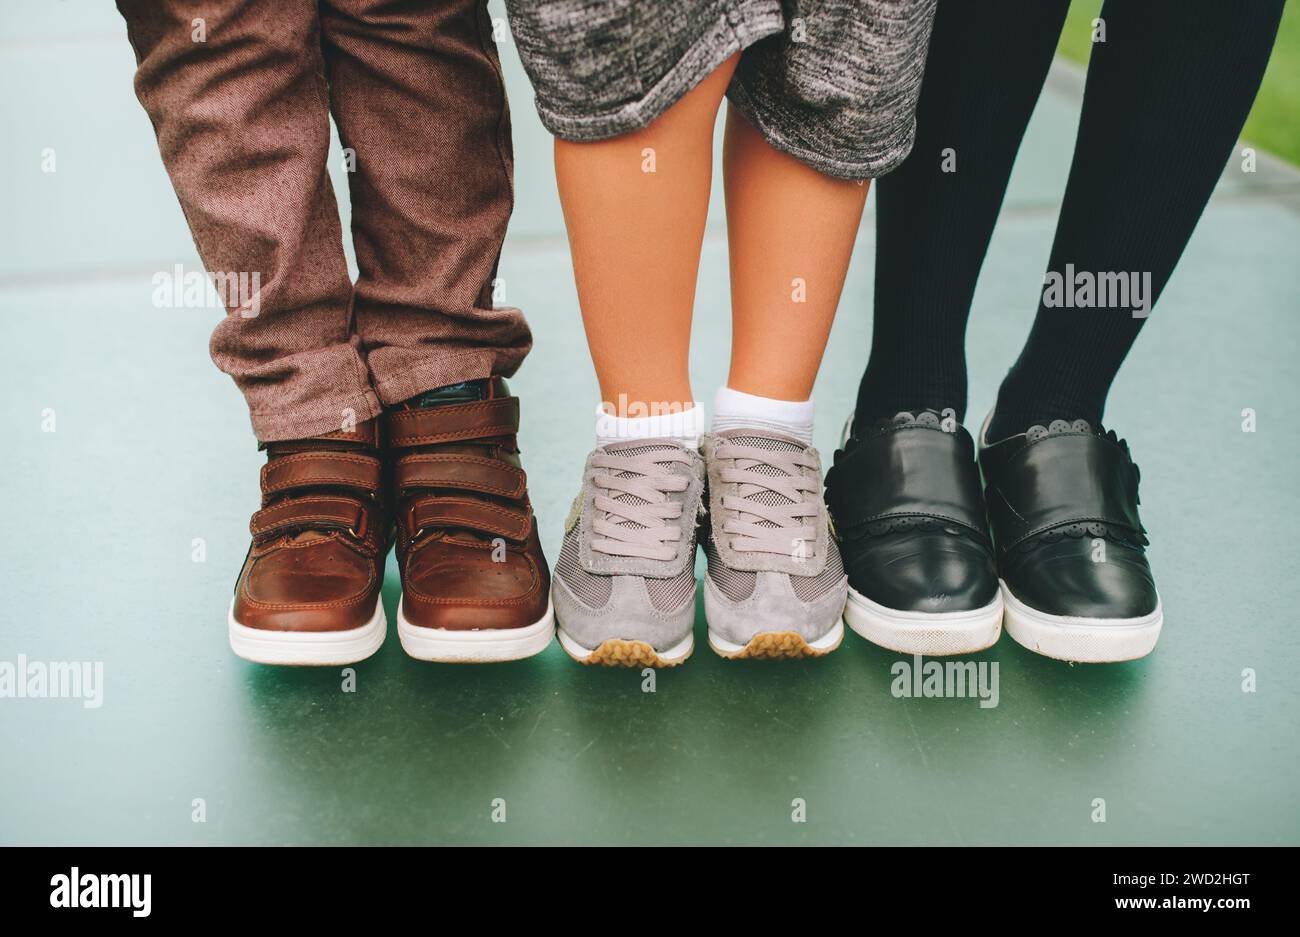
[
  {"x1": 247, "y1": 387, "x2": 384, "y2": 443},
  {"x1": 370, "y1": 347, "x2": 523, "y2": 407},
  {"x1": 531, "y1": 9, "x2": 783, "y2": 142}
]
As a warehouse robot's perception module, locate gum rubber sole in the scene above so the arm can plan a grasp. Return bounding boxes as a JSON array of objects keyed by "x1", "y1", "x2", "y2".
[
  {"x1": 572, "y1": 638, "x2": 689, "y2": 668},
  {"x1": 708, "y1": 618, "x2": 844, "y2": 660},
  {"x1": 556, "y1": 628, "x2": 693, "y2": 668}
]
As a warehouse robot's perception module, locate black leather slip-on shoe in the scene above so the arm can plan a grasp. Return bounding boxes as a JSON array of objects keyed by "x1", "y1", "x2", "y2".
[
  {"x1": 826, "y1": 410, "x2": 1002, "y2": 655},
  {"x1": 979, "y1": 415, "x2": 1162, "y2": 663}
]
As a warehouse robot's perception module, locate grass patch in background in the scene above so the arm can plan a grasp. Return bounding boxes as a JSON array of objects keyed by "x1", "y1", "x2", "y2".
[{"x1": 1057, "y1": 0, "x2": 1298, "y2": 166}]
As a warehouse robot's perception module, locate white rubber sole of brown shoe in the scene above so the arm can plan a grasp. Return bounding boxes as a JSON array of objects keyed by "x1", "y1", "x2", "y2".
[
  {"x1": 397, "y1": 598, "x2": 555, "y2": 663},
  {"x1": 227, "y1": 598, "x2": 387, "y2": 666},
  {"x1": 844, "y1": 587, "x2": 1004, "y2": 656}
]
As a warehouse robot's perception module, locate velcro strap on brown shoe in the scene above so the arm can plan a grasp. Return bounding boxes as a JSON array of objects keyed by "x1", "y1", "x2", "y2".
[
  {"x1": 313, "y1": 420, "x2": 379, "y2": 447},
  {"x1": 266, "y1": 420, "x2": 380, "y2": 456},
  {"x1": 251, "y1": 496, "x2": 366, "y2": 539},
  {"x1": 261, "y1": 452, "x2": 382, "y2": 497},
  {"x1": 387, "y1": 397, "x2": 520, "y2": 448},
  {"x1": 395, "y1": 454, "x2": 526, "y2": 499},
  {"x1": 408, "y1": 496, "x2": 531, "y2": 541}
]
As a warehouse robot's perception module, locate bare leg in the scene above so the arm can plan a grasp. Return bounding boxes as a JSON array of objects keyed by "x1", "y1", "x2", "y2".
[
  {"x1": 553, "y1": 56, "x2": 739, "y2": 414},
  {"x1": 722, "y1": 108, "x2": 869, "y2": 402}
]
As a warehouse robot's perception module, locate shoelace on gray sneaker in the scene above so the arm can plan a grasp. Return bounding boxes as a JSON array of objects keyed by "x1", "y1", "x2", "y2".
[
  {"x1": 716, "y1": 437, "x2": 818, "y2": 559},
  {"x1": 590, "y1": 445, "x2": 691, "y2": 562}
]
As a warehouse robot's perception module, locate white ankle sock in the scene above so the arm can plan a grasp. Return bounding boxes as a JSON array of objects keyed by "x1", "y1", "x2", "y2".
[
  {"x1": 711, "y1": 386, "x2": 814, "y2": 445},
  {"x1": 595, "y1": 402, "x2": 704, "y2": 449}
]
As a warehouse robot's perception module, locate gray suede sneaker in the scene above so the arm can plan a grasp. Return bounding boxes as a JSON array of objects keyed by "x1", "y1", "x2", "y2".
[
  {"x1": 700, "y1": 430, "x2": 847, "y2": 659},
  {"x1": 553, "y1": 439, "x2": 705, "y2": 667}
]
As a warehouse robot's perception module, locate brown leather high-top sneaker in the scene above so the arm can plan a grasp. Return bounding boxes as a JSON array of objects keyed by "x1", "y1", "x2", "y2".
[
  {"x1": 228, "y1": 420, "x2": 390, "y2": 665},
  {"x1": 386, "y1": 378, "x2": 553, "y2": 662}
]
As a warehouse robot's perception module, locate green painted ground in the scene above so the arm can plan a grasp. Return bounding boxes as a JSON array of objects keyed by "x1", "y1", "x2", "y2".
[{"x1": 1, "y1": 3, "x2": 1297, "y2": 845}]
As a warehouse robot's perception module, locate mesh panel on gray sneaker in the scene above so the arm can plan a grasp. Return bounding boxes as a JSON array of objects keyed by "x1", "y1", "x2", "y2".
[
  {"x1": 554, "y1": 527, "x2": 612, "y2": 608},
  {"x1": 704, "y1": 538, "x2": 757, "y2": 601},
  {"x1": 790, "y1": 537, "x2": 846, "y2": 602},
  {"x1": 643, "y1": 567, "x2": 697, "y2": 611},
  {"x1": 730, "y1": 435, "x2": 799, "y2": 451},
  {"x1": 608, "y1": 443, "x2": 685, "y2": 459}
]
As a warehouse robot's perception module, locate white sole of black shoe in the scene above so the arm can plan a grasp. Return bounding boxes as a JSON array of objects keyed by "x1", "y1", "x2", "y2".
[
  {"x1": 844, "y1": 587, "x2": 1003, "y2": 656},
  {"x1": 1000, "y1": 582, "x2": 1163, "y2": 662}
]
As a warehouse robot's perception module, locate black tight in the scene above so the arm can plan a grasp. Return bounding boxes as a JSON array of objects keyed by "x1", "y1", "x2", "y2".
[{"x1": 855, "y1": 0, "x2": 1284, "y2": 438}]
